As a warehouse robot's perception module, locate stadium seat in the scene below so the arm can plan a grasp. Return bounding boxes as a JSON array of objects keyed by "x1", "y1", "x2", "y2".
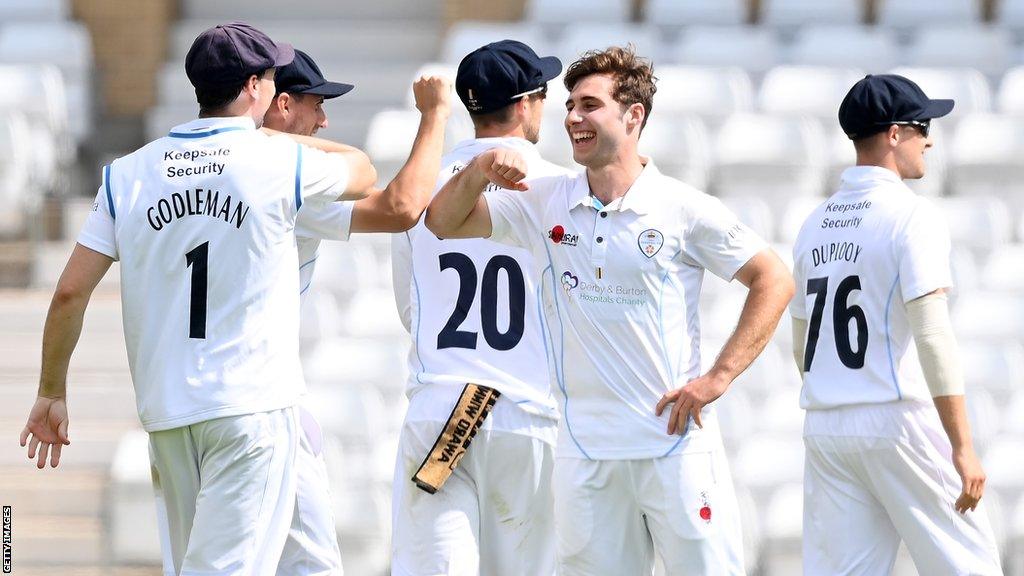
[
  {"x1": 877, "y1": 0, "x2": 980, "y2": 26},
  {"x1": 0, "y1": 21, "x2": 93, "y2": 142},
  {"x1": 906, "y1": 26, "x2": 1013, "y2": 77},
  {"x1": 954, "y1": 292, "x2": 1024, "y2": 346},
  {"x1": 0, "y1": 0, "x2": 68, "y2": 22},
  {"x1": 980, "y1": 245, "x2": 1024, "y2": 293},
  {"x1": 108, "y1": 430, "x2": 162, "y2": 564},
  {"x1": 967, "y1": 388, "x2": 1000, "y2": 453},
  {"x1": 440, "y1": 21, "x2": 551, "y2": 64},
  {"x1": 638, "y1": 115, "x2": 711, "y2": 190},
  {"x1": 960, "y1": 340, "x2": 1024, "y2": 400},
  {"x1": 303, "y1": 335, "x2": 409, "y2": 391},
  {"x1": 306, "y1": 383, "x2": 388, "y2": 447},
  {"x1": 996, "y1": 0, "x2": 1024, "y2": 29},
  {"x1": 733, "y1": 484, "x2": 764, "y2": 574},
  {"x1": 1003, "y1": 492, "x2": 1024, "y2": 576},
  {"x1": 180, "y1": 0, "x2": 438, "y2": 21},
  {"x1": 365, "y1": 108, "x2": 472, "y2": 180},
  {"x1": 342, "y1": 288, "x2": 408, "y2": 338},
  {"x1": 669, "y1": 26, "x2": 780, "y2": 75},
  {"x1": 0, "y1": 112, "x2": 32, "y2": 235},
  {"x1": 788, "y1": 26, "x2": 899, "y2": 71},
  {"x1": 720, "y1": 196, "x2": 776, "y2": 242},
  {"x1": 760, "y1": 483, "x2": 803, "y2": 576},
  {"x1": 299, "y1": 285, "x2": 342, "y2": 349},
  {"x1": 715, "y1": 386, "x2": 755, "y2": 448},
  {"x1": 759, "y1": 385, "x2": 805, "y2": 437},
  {"x1": 776, "y1": 196, "x2": 823, "y2": 245},
  {"x1": 332, "y1": 483, "x2": 391, "y2": 576},
  {"x1": 171, "y1": 20, "x2": 438, "y2": 67},
  {"x1": 156, "y1": 62, "x2": 194, "y2": 106},
  {"x1": 553, "y1": 23, "x2": 664, "y2": 64},
  {"x1": 536, "y1": 112, "x2": 576, "y2": 169},
  {"x1": 758, "y1": 66, "x2": 866, "y2": 120},
  {"x1": 524, "y1": 0, "x2": 631, "y2": 25},
  {"x1": 889, "y1": 67, "x2": 993, "y2": 124},
  {"x1": 760, "y1": 0, "x2": 864, "y2": 27},
  {"x1": 733, "y1": 437, "x2": 804, "y2": 496},
  {"x1": 936, "y1": 195, "x2": 1014, "y2": 261},
  {"x1": 984, "y1": 439, "x2": 1024, "y2": 502},
  {"x1": 653, "y1": 66, "x2": 754, "y2": 123},
  {"x1": 996, "y1": 66, "x2": 1024, "y2": 115},
  {"x1": 713, "y1": 113, "x2": 828, "y2": 211},
  {"x1": 642, "y1": 0, "x2": 747, "y2": 26},
  {"x1": 948, "y1": 114, "x2": 1024, "y2": 226}
]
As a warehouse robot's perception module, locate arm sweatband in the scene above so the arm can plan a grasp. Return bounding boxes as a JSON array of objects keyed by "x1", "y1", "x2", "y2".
[
  {"x1": 791, "y1": 317, "x2": 807, "y2": 374},
  {"x1": 907, "y1": 292, "x2": 965, "y2": 397}
]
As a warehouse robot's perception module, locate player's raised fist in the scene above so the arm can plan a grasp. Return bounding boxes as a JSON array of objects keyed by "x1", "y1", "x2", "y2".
[
  {"x1": 413, "y1": 75, "x2": 452, "y2": 117},
  {"x1": 478, "y1": 148, "x2": 528, "y2": 192}
]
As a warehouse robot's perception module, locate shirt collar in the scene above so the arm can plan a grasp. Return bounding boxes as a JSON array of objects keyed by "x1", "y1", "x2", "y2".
[
  {"x1": 451, "y1": 136, "x2": 541, "y2": 159},
  {"x1": 168, "y1": 116, "x2": 256, "y2": 139},
  {"x1": 838, "y1": 165, "x2": 906, "y2": 192},
  {"x1": 569, "y1": 156, "x2": 661, "y2": 215}
]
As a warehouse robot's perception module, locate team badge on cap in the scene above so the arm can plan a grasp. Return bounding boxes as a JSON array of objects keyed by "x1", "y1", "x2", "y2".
[{"x1": 638, "y1": 229, "x2": 664, "y2": 258}]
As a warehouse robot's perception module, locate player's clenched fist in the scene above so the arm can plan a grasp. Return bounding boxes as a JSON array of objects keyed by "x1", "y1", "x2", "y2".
[
  {"x1": 413, "y1": 75, "x2": 452, "y2": 117},
  {"x1": 476, "y1": 147, "x2": 528, "y2": 191}
]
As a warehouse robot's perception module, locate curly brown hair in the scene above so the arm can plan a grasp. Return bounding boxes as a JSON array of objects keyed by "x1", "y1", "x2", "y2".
[{"x1": 563, "y1": 45, "x2": 657, "y2": 130}]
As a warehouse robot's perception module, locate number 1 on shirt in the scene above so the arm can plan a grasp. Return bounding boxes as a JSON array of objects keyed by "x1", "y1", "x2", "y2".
[{"x1": 185, "y1": 241, "x2": 209, "y2": 339}]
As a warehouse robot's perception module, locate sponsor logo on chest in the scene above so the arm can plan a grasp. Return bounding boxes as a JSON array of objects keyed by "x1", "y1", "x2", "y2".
[{"x1": 549, "y1": 224, "x2": 579, "y2": 247}]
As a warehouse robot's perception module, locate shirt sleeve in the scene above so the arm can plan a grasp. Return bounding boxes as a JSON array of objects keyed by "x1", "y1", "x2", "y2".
[
  {"x1": 390, "y1": 231, "x2": 414, "y2": 333},
  {"x1": 484, "y1": 177, "x2": 553, "y2": 251},
  {"x1": 898, "y1": 198, "x2": 953, "y2": 302},
  {"x1": 76, "y1": 174, "x2": 118, "y2": 261},
  {"x1": 295, "y1": 198, "x2": 355, "y2": 241},
  {"x1": 685, "y1": 195, "x2": 768, "y2": 282},
  {"x1": 295, "y1": 142, "x2": 351, "y2": 205}
]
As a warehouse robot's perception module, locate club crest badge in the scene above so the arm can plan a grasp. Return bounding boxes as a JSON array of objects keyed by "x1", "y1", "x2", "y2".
[{"x1": 638, "y1": 229, "x2": 664, "y2": 258}]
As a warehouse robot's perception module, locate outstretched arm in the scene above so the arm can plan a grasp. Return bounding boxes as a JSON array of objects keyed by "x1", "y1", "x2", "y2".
[
  {"x1": 350, "y1": 76, "x2": 451, "y2": 233},
  {"x1": 21, "y1": 244, "x2": 113, "y2": 468},
  {"x1": 657, "y1": 249, "x2": 795, "y2": 434},
  {"x1": 425, "y1": 148, "x2": 528, "y2": 239}
]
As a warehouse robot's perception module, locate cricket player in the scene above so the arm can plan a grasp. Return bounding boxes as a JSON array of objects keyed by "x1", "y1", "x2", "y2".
[
  {"x1": 426, "y1": 46, "x2": 794, "y2": 575},
  {"x1": 19, "y1": 22, "x2": 378, "y2": 575},
  {"x1": 790, "y1": 74, "x2": 1002, "y2": 575},
  {"x1": 262, "y1": 49, "x2": 451, "y2": 575},
  {"x1": 389, "y1": 40, "x2": 571, "y2": 576}
]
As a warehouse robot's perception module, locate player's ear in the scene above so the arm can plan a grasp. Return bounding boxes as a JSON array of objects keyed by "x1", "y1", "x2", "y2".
[
  {"x1": 276, "y1": 92, "x2": 291, "y2": 114},
  {"x1": 887, "y1": 124, "x2": 901, "y2": 146},
  {"x1": 625, "y1": 102, "x2": 645, "y2": 133}
]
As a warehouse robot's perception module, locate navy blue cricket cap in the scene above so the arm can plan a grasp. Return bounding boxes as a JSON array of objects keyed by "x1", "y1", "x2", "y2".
[
  {"x1": 456, "y1": 40, "x2": 561, "y2": 115},
  {"x1": 185, "y1": 22, "x2": 295, "y2": 89},
  {"x1": 839, "y1": 74, "x2": 954, "y2": 140},
  {"x1": 274, "y1": 49, "x2": 354, "y2": 99}
]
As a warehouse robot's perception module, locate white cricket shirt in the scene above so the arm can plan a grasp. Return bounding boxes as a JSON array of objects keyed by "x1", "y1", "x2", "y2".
[
  {"x1": 295, "y1": 197, "x2": 354, "y2": 294},
  {"x1": 77, "y1": 116, "x2": 350, "y2": 432},
  {"x1": 485, "y1": 158, "x2": 767, "y2": 459},
  {"x1": 790, "y1": 165, "x2": 952, "y2": 410},
  {"x1": 393, "y1": 137, "x2": 573, "y2": 434}
]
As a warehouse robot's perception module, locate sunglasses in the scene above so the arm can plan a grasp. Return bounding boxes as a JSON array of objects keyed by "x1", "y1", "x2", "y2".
[
  {"x1": 890, "y1": 120, "x2": 930, "y2": 138},
  {"x1": 512, "y1": 83, "x2": 547, "y2": 101}
]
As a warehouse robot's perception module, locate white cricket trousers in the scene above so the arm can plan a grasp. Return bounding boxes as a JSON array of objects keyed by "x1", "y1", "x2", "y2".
[
  {"x1": 803, "y1": 401, "x2": 1002, "y2": 576},
  {"x1": 150, "y1": 407, "x2": 299, "y2": 576},
  {"x1": 390, "y1": 398, "x2": 557, "y2": 576},
  {"x1": 277, "y1": 405, "x2": 344, "y2": 576},
  {"x1": 554, "y1": 449, "x2": 746, "y2": 576}
]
